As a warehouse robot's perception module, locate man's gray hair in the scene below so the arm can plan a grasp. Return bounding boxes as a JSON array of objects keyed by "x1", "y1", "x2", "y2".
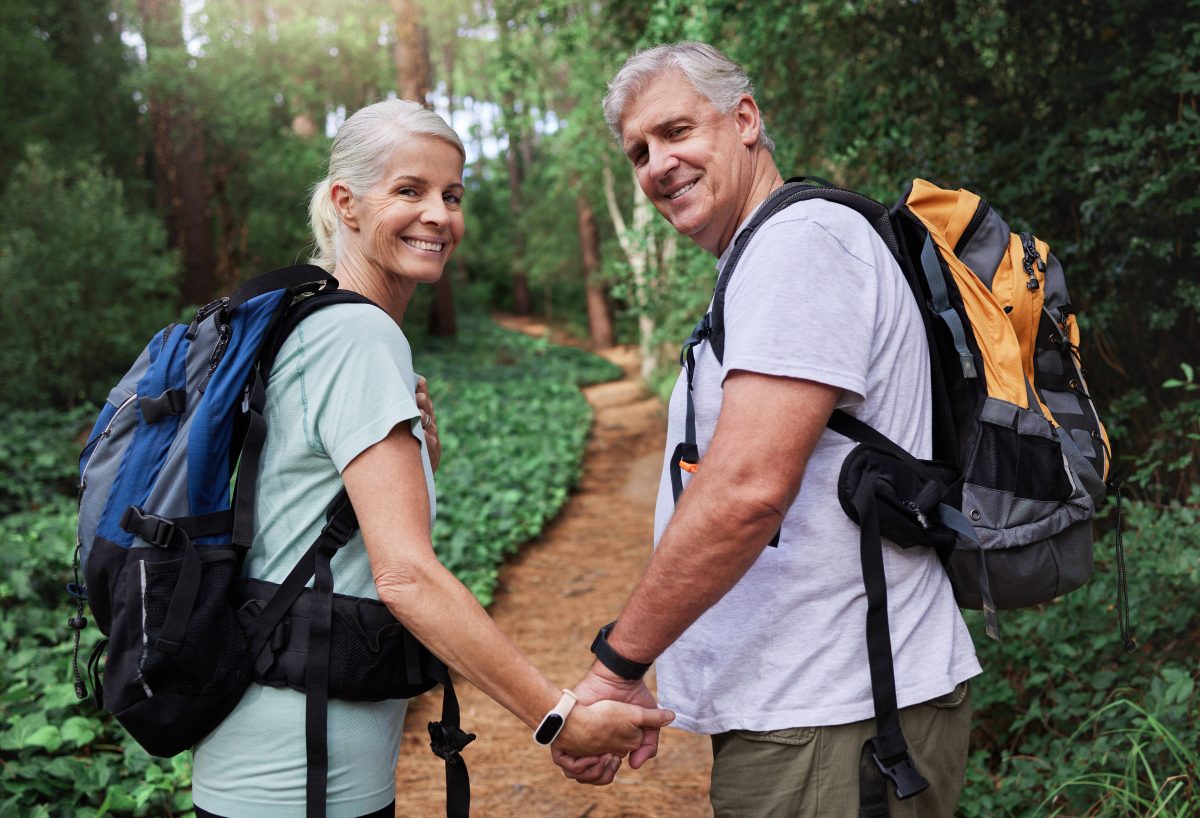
[{"x1": 602, "y1": 42, "x2": 775, "y2": 154}]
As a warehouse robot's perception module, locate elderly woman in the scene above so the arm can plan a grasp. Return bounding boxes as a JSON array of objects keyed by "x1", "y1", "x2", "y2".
[{"x1": 189, "y1": 100, "x2": 670, "y2": 818}]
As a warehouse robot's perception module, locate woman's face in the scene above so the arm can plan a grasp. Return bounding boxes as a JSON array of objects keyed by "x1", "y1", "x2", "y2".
[{"x1": 352, "y1": 135, "x2": 465, "y2": 284}]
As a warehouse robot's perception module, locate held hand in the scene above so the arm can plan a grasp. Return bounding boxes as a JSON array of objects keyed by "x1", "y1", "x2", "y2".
[
  {"x1": 551, "y1": 661, "x2": 668, "y2": 786},
  {"x1": 574, "y1": 662, "x2": 663, "y2": 769},
  {"x1": 415, "y1": 376, "x2": 441, "y2": 472},
  {"x1": 553, "y1": 698, "x2": 674, "y2": 759}
]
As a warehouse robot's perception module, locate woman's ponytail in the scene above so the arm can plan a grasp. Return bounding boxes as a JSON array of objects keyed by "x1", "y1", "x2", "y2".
[{"x1": 307, "y1": 178, "x2": 338, "y2": 271}]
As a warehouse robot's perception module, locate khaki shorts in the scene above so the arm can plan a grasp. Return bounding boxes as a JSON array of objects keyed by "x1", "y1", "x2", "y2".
[{"x1": 709, "y1": 681, "x2": 972, "y2": 818}]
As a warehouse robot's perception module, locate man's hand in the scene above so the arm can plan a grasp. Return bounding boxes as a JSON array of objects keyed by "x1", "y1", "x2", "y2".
[
  {"x1": 415, "y1": 376, "x2": 441, "y2": 472},
  {"x1": 552, "y1": 661, "x2": 663, "y2": 785}
]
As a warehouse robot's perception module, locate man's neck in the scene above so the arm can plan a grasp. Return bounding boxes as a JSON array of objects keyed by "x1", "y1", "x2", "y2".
[{"x1": 715, "y1": 153, "x2": 784, "y2": 257}]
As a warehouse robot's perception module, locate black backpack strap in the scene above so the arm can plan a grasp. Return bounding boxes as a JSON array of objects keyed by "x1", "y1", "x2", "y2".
[
  {"x1": 228, "y1": 264, "x2": 336, "y2": 311},
  {"x1": 231, "y1": 288, "x2": 380, "y2": 549},
  {"x1": 709, "y1": 179, "x2": 901, "y2": 365},
  {"x1": 426, "y1": 663, "x2": 477, "y2": 818},
  {"x1": 844, "y1": 455, "x2": 930, "y2": 813}
]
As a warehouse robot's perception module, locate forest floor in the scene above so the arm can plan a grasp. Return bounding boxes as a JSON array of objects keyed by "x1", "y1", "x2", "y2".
[{"x1": 393, "y1": 316, "x2": 713, "y2": 817}]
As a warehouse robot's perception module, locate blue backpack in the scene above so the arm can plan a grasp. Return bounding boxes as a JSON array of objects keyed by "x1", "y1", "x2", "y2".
[{"x1": 70, "y1": 265, "x2": 473, "y2": 818}]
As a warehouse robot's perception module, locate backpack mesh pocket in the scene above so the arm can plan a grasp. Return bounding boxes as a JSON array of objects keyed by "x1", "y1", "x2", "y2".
[{"x1": 140, "y1": 547, "x2": 251, "y2": 698}]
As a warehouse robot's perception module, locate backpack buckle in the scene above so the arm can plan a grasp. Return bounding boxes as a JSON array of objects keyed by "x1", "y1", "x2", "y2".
[
  {"x1": 872, "y1": 749, "x2": 929, "y2": 800},
  {"x1": 119, "y1": 506, "x2": 178, "y2": 547},
  {"x1": 427, "y1": 720, "x2": 476, "y2": 764}
]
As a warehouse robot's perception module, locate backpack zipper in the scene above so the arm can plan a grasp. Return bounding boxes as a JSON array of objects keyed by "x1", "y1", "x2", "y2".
[
  {"x1": 78, "y1": 393, "x2": 139, "y2": 501},
  {"x1": 198, "y1": 313, "x2": 233, "y2": 394},
  {"x1": 1020, "y1": 232, "x2": 1045, "y2": 290},
  {"x1": 953, "y1": 198, "x2": 991, "y2": 256}
]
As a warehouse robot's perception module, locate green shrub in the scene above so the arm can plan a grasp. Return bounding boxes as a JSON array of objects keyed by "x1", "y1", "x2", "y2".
[
  {"x1": 960, "y1": 496, "x2": 1200, "y2": 816},
  {"x1": 0, "y1": 146, "x2": 178, "y2": 409},
  {"x1": 0, "y1": 406, "x2": 95, "y2": 517},
  {"x1": 423, "y1": 317, "x2": 622, "y2": 604}
]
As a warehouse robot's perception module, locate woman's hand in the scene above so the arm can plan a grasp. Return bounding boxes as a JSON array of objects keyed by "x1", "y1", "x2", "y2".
[
  {"x1": 415, "y1": 376, "x2": 441, "y2": 472},
  {"x1": 552, "y1": 699, "x2": 674, "y2": 761}
]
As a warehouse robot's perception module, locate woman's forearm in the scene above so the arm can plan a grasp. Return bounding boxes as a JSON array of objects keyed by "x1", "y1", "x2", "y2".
[{"x1": 374, "y1": 551, "x2": 560, "y2": 728}]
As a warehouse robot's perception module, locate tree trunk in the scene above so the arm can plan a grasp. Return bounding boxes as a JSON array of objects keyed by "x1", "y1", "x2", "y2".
[
  {"x1": 138, "y1": 0, "x2": 216, "y2": 307},
  {"x1": 503, "y1": 91, "x2": 531, "y2": 314},
  {"x1": 574, "y1": 189, "x2": 613, "y2": 348},
  {"x1": 391, "y1": 0, "x2": 432, "y2": 103},
  {"x1": 604, "y1": 164, "x2": 663, "y2": 381}
]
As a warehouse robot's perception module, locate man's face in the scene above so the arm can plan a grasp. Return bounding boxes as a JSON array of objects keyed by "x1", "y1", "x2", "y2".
[{"x1": 619, "y1": 70, "x2": 758, "y2": 255}]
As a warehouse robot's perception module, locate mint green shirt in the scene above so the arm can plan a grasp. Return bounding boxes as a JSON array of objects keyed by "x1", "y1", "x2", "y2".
[{"x1": 193, "y1": 304, "x2": 435, "y2": 817}]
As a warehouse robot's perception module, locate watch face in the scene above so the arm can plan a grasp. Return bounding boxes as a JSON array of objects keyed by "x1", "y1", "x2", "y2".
[{"x1": 534, "y1": 713, "x2": 565, "y2": 745}]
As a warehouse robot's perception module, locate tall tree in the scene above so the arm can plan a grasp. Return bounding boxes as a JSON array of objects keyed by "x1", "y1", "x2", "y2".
[{"x1": 137, "y1": 0, "x2": 216, "y2": 307}]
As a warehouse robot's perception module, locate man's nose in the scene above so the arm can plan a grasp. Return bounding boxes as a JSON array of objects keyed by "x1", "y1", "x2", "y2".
[{"x1": 646, "y1": 142, "x2": 678, "y2": 180}]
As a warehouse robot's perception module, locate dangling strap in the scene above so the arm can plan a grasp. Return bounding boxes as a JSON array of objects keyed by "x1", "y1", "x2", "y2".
[
  {"x1": 670, "y1": 314, "x2": 780, "y2": 547},
  {"x1": 1111, "y1": 481, "x2": 1136, "y2": 654},
  {"x1": 849, "y1": 473, "x2": 930, "y2": 814},
  {"x1": 427, "y1": 663, "x2": 476, "y2": 818}
]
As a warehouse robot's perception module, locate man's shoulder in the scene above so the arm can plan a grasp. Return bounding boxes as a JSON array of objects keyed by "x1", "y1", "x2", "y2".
[{"x1": 740, "y1": 197, "x2": 884, "y2": 273}]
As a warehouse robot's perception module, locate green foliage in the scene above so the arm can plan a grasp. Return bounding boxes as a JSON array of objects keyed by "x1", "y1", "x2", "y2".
[
  {"x1": 0, "y1": 0, "x2": 141, "y2": 189},
  {"x1": 424, "y1": 317, "x2": 622, "y2": 604},
  {"x1": 1129, "y1": 364, "x2": 1200, "y2": 499},
  {"x1": 0, "y1": 499, "x2": 195, "y2": 817},
  {"x1": 959, "y1": 497, "x2": 1200, "y2": 815},
  {"x1": 0, "y1": 147, "x2": 179, "y2": 409},
  {"x1": 0, "y1": 406, "x2": 95, "y2": 517},
  {"x1": 0, "y1": 319, "x2": 617, "y2": 812}
]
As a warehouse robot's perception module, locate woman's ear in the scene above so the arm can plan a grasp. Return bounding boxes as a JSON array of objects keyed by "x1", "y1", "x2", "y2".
[{"x1": 331, "y1": 181, "x2": 359, "y2": 231}]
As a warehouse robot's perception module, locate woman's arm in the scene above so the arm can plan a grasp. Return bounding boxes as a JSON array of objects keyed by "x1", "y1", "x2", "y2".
[{"x1": 341, "y1": 423, "x2": 671, "y2": 758}]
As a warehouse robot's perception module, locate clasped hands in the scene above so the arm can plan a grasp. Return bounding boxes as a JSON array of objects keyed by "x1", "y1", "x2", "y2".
[{"x1": 549, "y1": 661, "x2": 671, "y2": 786}]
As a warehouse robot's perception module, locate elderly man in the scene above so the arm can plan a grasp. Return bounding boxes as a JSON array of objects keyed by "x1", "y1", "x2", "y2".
[{"x1": 555, "y1": 43, "x2": 981, "y2": 817}]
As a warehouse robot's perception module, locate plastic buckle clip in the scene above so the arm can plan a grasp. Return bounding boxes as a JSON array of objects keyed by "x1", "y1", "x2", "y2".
[
  {"x1": 119, "y1": 506, "x2": 177, "y2": 547},
  {"x1": 873, "y1": 751, "x2": 929, "y2": 800},
  {"x1": 428, "y1": 721, "x2": 476, "y2": 765}
]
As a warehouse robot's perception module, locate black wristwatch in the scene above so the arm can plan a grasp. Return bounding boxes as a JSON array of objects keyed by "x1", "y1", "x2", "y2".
[{"x1": 590, "y1": 621, "x2": 652, "y2": 681}]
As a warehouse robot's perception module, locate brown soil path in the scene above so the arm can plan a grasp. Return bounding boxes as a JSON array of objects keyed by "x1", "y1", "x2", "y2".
[{"x1": 394, "y1": 317, "x2": 713, "y2": 817}]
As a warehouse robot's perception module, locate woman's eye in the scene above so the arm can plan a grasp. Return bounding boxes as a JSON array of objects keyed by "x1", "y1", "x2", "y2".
[
  {"x1": 396, "y1": 187, "x2": 418, "y2": 197},
  {"x1": 444, "y1": 193, "x2": 462, "y2": 206}
]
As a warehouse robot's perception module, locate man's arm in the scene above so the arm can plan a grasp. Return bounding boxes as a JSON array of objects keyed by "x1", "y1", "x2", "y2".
[
  {"x1": 557, "y1": 369, "x2": 840, "y2": 782},
  {"x1": 611, "y1": 370, "x2": 839, "y2": 660}
]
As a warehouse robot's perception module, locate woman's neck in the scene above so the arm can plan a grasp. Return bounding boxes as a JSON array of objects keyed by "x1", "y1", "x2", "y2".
[{"x1": 332, "y1": 246, "x2": 415, "y2": 326}]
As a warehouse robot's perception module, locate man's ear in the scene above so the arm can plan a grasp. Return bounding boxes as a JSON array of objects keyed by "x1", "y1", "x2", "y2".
[
  {"x1": 733, "y1": 95, "x2": 763, "y2": 148},
  {"x1": 331, "y1": 181, "x2": 359, "y2": 231}
]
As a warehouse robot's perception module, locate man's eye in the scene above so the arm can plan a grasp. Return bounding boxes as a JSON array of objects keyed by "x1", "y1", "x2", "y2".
[
  {"x1": 668, "y1": 126, "x2": 689, "y2": 138},
  {"x1": 396, "y1": 187, "x2": 418, "y2": 196}
]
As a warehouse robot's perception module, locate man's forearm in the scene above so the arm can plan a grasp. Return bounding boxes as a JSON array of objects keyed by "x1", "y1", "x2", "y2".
[
  {"x1": 607, "y1": 471, "x2": 786, "y2": 663},
  {"x1": 604, "y1": 372, "x2": 841, "y2": 666}
]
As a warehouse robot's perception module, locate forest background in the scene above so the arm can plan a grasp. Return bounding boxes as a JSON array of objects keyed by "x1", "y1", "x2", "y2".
[{"x1": 0, "y1": 0, "x2": 1197, "y2": 815}]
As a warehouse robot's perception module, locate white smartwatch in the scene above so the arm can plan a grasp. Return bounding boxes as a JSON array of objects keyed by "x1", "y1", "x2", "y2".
[{"x1": 533, "y1": 689, "x2": 578, "y2": 746}]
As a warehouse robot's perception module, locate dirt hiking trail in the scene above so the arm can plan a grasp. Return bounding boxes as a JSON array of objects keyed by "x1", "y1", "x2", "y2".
[{"x1": 394, "y1": 316, "x2": 713, "y2": 817}]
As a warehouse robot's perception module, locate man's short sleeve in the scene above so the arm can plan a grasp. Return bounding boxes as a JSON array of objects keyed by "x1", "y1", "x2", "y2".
[
  {"x1": 720, "y1": 204, "x2": 882, "y2": 406},
  {"x1": 290, "y1": 304, "x2": 422, "y2": 472}
]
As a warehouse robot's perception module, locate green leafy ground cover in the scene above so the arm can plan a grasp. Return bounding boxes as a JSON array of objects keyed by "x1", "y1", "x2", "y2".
[{"x1": 0, "y1": 318, "x2": 620, "y2": 816}]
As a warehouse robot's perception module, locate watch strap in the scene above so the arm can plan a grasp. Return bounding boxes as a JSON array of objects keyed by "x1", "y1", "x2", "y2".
[
  {"x1": 590, "y1": 621, "x2": 651, "y2": 681},
  {"x1": 532, "y1": 689, "x2": 578, "y2": 746}
]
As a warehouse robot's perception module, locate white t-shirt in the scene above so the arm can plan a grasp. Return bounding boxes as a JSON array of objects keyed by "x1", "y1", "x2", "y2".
[
  {"x1": 653, "y1": 198, "x2": 981, "y2": 734},
  {"x1": 193, "y1": 304, "x2": 435, "y2": 817}
]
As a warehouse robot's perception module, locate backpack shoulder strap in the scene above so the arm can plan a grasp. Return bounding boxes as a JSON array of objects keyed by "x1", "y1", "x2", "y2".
[
  {"x1": 231, "y1": 287, "x2": 381, "y2": 550},
  {"x1": 709, "y1": 179, "x2": 900, "y2": 364}
]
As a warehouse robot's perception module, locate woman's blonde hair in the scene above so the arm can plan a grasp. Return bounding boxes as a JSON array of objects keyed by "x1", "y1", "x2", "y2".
[{"x1": 308, "y1": 100, "x2": 465, "y2": 271}]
